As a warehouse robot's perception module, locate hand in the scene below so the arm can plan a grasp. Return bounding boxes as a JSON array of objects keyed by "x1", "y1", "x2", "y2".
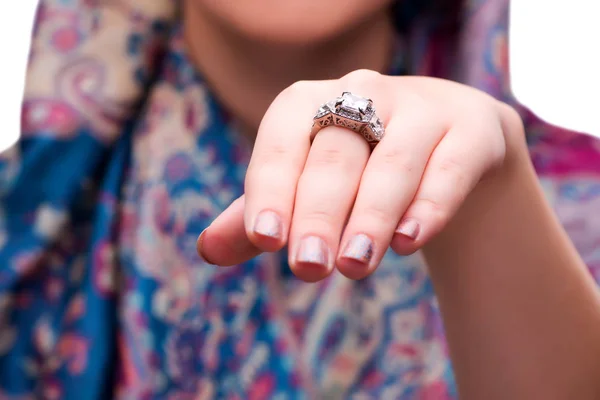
[{"x1": 197, "y1": 69, "x2": 524, "y2": 282}]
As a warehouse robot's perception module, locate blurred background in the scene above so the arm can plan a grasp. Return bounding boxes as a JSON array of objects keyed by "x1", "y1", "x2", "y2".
[{"x1": 1, "y1": 0, "x2": 599, "y2": 152}]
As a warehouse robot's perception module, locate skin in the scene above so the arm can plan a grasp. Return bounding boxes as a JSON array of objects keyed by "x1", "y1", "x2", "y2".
[
  {"x1": 187, "y1": 0, "x2": 600, "y2": 398},
  {"x1": 183, "y1": 0, "x2": 396, "y2": 132}
]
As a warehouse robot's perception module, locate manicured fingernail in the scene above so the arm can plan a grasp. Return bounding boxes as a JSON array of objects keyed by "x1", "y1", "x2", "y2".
[
  {"x1": 396, "y1": 219, "x2": 420, "y2": 240},
  {"x1": 196, "y1": 228, "x2": 214, "y2": 264},
  {"x1": 296, "y1": 236, "x2": 329, "y2": 268},
  {"x1": 253, "y1": 210, "x2": 282, "y2": 239},
  {"x1": 341, "y1": 234, "x2": 374, "y2": 265}
]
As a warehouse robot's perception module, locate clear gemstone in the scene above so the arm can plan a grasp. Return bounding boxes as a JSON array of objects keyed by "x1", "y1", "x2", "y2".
[
  {"x1": 370, "y1": 116, "x2": 384, "y2": 138},
  {"x1": 339, "y1": 92, "x2": 370, "y2": 115},
  {"x1": 315, "y1": 101, "x2": 335, "y2": 118}
]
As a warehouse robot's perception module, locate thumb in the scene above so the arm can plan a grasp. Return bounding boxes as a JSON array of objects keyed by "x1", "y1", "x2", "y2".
[{"x1": 197, "y1": 195, "x2": 262, "y2": 266}]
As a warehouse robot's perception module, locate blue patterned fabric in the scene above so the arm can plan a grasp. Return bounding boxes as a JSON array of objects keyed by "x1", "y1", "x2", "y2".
[{"x1": 1, "y1": 1, "x2": 599, "y2": 398}]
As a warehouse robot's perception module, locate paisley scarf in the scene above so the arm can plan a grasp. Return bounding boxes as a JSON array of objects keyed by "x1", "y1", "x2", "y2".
[{"x1": 1, "y1": 0, "x2": 599, "y2": 398}]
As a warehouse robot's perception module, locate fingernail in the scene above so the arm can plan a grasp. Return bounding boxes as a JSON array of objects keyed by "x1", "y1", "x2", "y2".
[
  {"x1": 341, "y1": 234, "x2": 374, "y2": 265},
  {"x1": 253, "y1": 210, "x2": 282, "y2": 239},
  {"x1": 396, "y1": 219, "x2": 420, "y2": 240},
  {"x1": 196, "y1": 228, "x2": 214, "y2": 265},
  {"x1": 296, "y1": 236, "x2": 329, "y2": 268}
]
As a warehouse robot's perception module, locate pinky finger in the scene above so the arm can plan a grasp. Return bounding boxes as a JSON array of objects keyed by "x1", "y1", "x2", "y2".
[{"x1": 391, "y1": 122, "x2": 505, "y2": 255}]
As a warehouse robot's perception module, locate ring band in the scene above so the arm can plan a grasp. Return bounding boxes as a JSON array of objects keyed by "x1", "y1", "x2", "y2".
[{"x1": 311, "y1": 91, "x2": 385, "y2": 147}]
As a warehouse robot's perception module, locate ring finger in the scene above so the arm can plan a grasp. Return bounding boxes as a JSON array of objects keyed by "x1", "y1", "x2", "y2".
[{"x1": 336, "y1": 97, "x2": 448, "y2": 279}]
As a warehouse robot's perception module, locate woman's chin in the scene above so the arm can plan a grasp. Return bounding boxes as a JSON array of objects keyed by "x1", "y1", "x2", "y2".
[
  {"x1": 189, "y1": 0, "x2": 393, "y2": 45},
  {"x1": 225, "y1": 21, "x2": 353, "y2": 46}
]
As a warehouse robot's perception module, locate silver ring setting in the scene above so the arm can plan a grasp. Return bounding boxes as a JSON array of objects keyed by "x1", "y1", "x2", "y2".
[{"x1": 311, "y1": 92, "x2": 385, "y2": 147}]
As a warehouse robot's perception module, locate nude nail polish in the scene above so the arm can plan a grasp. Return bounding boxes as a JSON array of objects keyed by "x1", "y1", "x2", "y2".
[
  {"x1": 341, "y1": 234, "x2": 374, "y2": 265},
  {"x1": 396, "y1": 219, "x2": 420, "y2": 240},
  {"x1": 196, "y1": 228, "x2": 214, "y2": 265},
  {"x1": 253, "y1": 210, "x2": 282, "y2": 239},
  {"x1": 296, "y1": 236, "x2": 329, "y2": 268}
]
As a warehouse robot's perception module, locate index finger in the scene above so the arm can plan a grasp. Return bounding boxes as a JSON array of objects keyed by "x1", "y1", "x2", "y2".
[{"x1": 243, "y1": 80, "x2": 336, "y2": 251}]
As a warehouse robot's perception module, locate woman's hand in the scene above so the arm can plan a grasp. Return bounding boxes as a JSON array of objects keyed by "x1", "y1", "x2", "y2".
[{"x1": 197, "y1": 69, "x2": 524, "y2": 282}]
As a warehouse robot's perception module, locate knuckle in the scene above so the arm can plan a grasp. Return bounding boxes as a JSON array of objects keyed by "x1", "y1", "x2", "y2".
[
  {"x1": 283, "y1": 80, "x2": 313, "y2": 98},
  {"x1": 377, "y1": 147, "x2": 418, "y2": 173},
  {"x1": 497, "y1": 101, "x2": 525, "y2": 144},
  {"x1": 252, "y1": 143, "x2": 293, "y2": 166},
  {"x1": 299, "y1": 209, "x2": 338, "y2": 231},
  {"x1": 343, "y1": 69, "x2": 381, "y2": 88},
  {"x1": 356, "y1": 205, "x2": 392, "y2": 226},
  {"x1": 498, "y1": 102, "x2": 523, "y2": 130},
  {"x1": 487, "y1": 135, "x2": 507, "y2": 169},
  {"x1": 246, "y1": 146, "x2": 297, "y2": 188},
  {"x1": 245, "y1": 163, "x2": 288, "y2": 192},
  {"x1": 434, "y1": 155, "x2": 468, "y2": 187},
  {"x1": 307, "y1": 147, "x2": 348, "y2": 169},
  {"x1": 413, "y1": 197, "x2": 449, "y2": 226}
]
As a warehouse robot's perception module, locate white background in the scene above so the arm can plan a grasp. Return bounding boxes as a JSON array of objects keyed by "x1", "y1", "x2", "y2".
[{"x1": 1, "y1": 0, "x2": 599, "y2": 152}]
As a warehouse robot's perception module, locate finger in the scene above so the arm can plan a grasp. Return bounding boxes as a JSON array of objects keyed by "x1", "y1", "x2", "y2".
[
  {"x1": 289, "y1": 125, "x2": 370, "y2": 282},
  {"x1": 391, "y1": 118, "x2": 506, "y2": 255},
  {"x1": 243, "y1": 81, "x2": 334, "y2": 252},
  {"x1": 336, "y1": 107, "x2": 447, "y2": 279},
  {"x1": 197, "y1": 196, "x2": 262, "y2": 266}
]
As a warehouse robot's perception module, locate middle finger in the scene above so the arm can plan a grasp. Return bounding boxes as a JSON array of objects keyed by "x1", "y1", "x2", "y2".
[{"x1": 289, "y1": 124, "x2": 370, "y2": 282}]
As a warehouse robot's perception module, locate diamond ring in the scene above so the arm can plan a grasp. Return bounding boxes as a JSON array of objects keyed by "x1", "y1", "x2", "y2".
[{"x1": 311, "y1": 92, "x2": 385, "y2": 147}]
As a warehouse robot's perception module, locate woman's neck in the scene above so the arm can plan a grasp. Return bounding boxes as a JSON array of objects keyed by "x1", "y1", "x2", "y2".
[{"x1": 184, "y1": 3, "x2": 395, "y2": 136}]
